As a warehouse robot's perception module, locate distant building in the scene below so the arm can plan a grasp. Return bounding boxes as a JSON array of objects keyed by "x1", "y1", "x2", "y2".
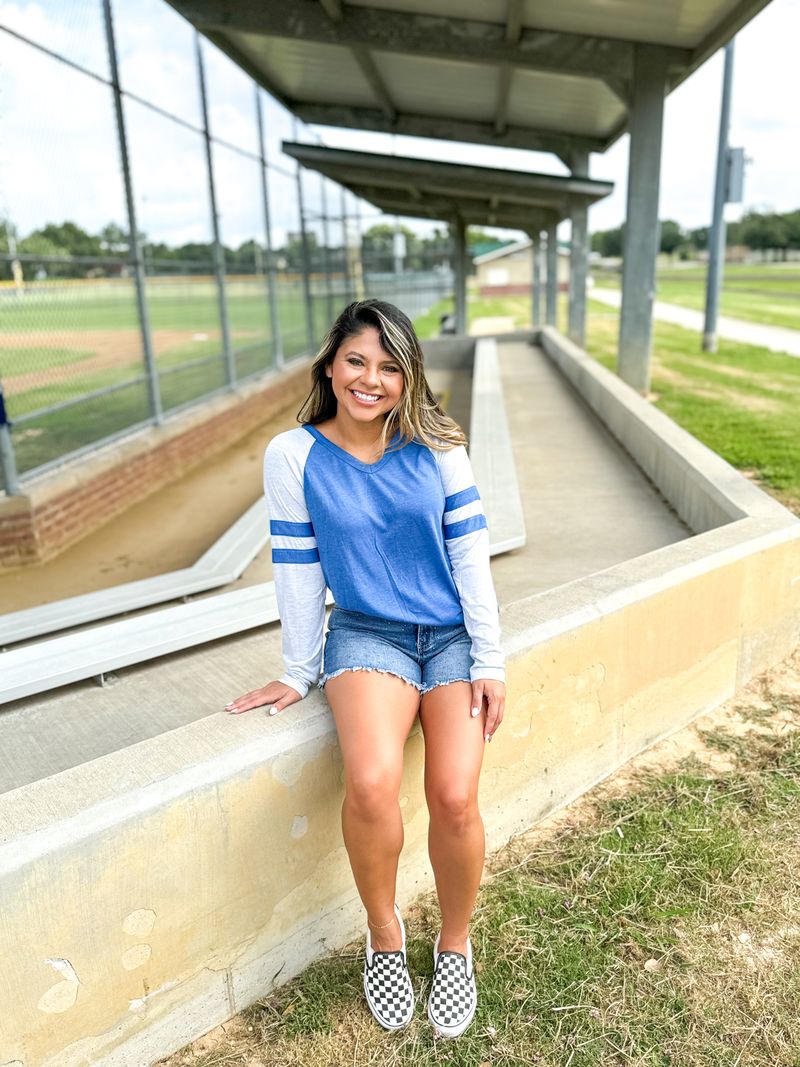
[{"x1": 473, "y1": 237, "x2": 570, "y2": 297}]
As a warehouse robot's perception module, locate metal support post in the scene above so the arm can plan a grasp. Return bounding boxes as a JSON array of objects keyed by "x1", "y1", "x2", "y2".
[
  {"x1": 703, "y1": 40, "x2": 736, "y2": 353},
  {"x1": 618, "y1": 45, "x2": 670, "y2": 394},
  {"x1": 451, "y1": 217, "x2": 467, "y2": 335},
  {"x1": 255, "y1": 88, "x2": 283, "y2": 370},
  {"x1": 545, "y1": 222, "x2": 558, "y2": 326},
  {"x1": 196, "y1": 32, "x2": 236, "y2": 388},
  {"x1": 340, "y1": 187, "x2": 353, "y2": 302},
  {"x1": 319, "y1": 175, "x2": 335, "y2": 325},
  {"x1": 294, "y1": 144, "x2": 316, "y2": 352},
  {"x1": 567, "y1": 150, "x2": 589, "y2": 347},
  {"x1": 0, "y1": 382, "x2": 21, "y2": 495},
  {"x1": 102, "y1": 0, "x2": 162, "y2": 423},
  {"x1": 353, "y1": 199, "x2": 366, "y2": 300},
  {"x1": 530, "y1": 234, "x2": 541, "y2": 328}
]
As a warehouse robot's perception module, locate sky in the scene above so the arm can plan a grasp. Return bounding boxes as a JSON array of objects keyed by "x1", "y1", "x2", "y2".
[{"x1": 0, "y1": 0, "x2": 798, "y2": 249}]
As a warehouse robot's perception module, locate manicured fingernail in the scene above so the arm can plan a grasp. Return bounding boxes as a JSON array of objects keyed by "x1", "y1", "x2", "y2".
[
  {"x1": 268, "y1": 707, "x2": 277, "y2": 716},
  {"x1": 484, "y1": 733, "x2": 490, "y2": 742},
  {"x1": 471, "y1": 707, "x2": 480, "y2": 717}
]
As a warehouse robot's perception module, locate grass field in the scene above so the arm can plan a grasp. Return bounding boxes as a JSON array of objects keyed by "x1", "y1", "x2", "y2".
[
  {"x1": 593, "y1": 263, "x2": 800, "y2": 332},
  {"x1": 423, "y1": 289, "x2": 800, "y2": 516},
  {"x1": 0, "y1": 278, "x2": 448, "y2": 478}
]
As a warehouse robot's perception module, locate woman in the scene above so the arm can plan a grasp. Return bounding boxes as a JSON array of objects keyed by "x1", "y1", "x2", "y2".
[{"x1": 225, "y1": 299, "x2": 505, "y2": 1038}]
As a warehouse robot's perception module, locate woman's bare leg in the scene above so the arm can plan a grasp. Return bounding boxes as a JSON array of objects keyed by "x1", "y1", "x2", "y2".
[
  {"x1": 419, "y1": 681, "x2": 486, "y2": 954},
  {"x1": 325, "y1": 670, "x2": 421, "y2": 952}
]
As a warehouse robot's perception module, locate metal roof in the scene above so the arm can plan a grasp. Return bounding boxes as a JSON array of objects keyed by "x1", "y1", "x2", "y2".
[
  {"x1": 167, "y1": 0, "x2": 772, "y2": 163},
  {"x1": 281, "y1": 142, "x2": 613, "y2": 230}
]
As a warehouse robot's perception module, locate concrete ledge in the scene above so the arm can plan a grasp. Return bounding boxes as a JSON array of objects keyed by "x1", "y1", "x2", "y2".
[{"x1": 1, "y1": 332, "x2": 799, "y2": 1066}]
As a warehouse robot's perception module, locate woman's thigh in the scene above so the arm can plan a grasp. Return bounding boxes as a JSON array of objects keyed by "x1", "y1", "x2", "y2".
[
  {"x1": 325, "y1": 671, "x2": 422, "y2": 793},
  {"x1": 419, "y1": 681, "x2": 485, "y2": 806}
]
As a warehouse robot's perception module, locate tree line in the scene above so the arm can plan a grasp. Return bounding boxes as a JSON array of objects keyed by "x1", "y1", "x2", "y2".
[
  {"x1": 0, "y1": 219, "x2": 498, "y2": 281},
  {"x1": 591, "y1": 208, "x2": 800, "y2": 260}
]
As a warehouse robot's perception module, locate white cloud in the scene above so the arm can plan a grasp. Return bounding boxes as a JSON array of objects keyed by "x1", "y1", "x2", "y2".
[{"x1": 0, "y1": 0, "x2": 797, "y2": 248}]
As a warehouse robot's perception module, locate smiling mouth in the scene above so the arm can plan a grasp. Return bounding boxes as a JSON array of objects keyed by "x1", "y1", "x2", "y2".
[{"x1": 350, "y1": 389, "x2": 383, "y2": 404}]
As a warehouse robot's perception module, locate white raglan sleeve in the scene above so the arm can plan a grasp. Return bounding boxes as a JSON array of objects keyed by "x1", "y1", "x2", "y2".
[
  {"x1": 436, "y1": 445, "x2": 505, "y2": 684},
  {"x1": 263, "y1": 432, "x2": 328, "y2": 699}
]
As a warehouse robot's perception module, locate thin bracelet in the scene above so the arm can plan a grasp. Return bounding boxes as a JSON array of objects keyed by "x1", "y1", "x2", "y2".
[{"x1": 367, "y1": 914, "x2": 396, "y2": 930}]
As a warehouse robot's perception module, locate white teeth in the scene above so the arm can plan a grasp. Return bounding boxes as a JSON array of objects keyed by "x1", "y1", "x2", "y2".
[{"x1": 352, "y1": 390, "x2": 381, "y2": 402}]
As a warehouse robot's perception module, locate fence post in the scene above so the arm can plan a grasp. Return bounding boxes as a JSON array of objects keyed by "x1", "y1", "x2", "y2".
[
  {"x1": 102, "y1": 0, "x2": 162, "y2": 424},
  {"x1": 319, "y1": 175, "x2": 335, "y2": 325},
  {"x1": 293, "y1": 123, "x2": 316, "y2": 353},
  {"x1": 0, "y1": 382, "x2": 21, "y2": 495},
  {"x1": 340, "y1": 187, "x2": 353, "y2": 302},
  {"x1": 195, "y1": 32, "x2": 236, "y2": 388},
  {"x1": 255, "y1": 87, "x2": 283, "y2": 370}
]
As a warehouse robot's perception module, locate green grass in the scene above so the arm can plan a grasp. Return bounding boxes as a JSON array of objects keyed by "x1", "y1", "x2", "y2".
[
  {"x1": 156, "y1": 672, "x2": 800, "y2": 1067},
  {"x1": 581, "y1": 298, "x2": 800, "y2": 509},
  {"x1": 594, "y1": 263, "x2": 800, "y2": 331}
]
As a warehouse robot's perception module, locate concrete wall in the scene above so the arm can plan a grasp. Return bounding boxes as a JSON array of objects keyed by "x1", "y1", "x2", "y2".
[{"x1": 1, "y1": 332, "x2": 799, "y2": 1067}]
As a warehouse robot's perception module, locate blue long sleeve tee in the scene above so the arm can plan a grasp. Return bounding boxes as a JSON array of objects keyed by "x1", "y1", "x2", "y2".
[{"x1": 263, "y1": 424, "x2": 505, "y2": 698}]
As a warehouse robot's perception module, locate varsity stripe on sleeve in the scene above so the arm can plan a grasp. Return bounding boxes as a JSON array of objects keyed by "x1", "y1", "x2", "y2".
[
  {"x1": 435, "y1": 444, "x2": 505, "y2": 684},
  {"x1": 263, "y1": 429, "x2": 328, "y2": 699}
]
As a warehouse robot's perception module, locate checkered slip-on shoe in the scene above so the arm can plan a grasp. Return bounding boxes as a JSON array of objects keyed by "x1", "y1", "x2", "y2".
[
  {"x1": 362, "y1": 902, "x2": 415, "y2": 1030},
  {"x1": 427, "y1": 931, "x2": 477, "y2": 1038}
]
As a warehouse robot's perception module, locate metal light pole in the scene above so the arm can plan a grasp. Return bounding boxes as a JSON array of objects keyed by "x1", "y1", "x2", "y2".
[{"x1": 703, "y1": 40, "x2": 736, "y2": 353}]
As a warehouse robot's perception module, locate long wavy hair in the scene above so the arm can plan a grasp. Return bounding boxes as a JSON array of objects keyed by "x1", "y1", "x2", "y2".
[{"x1": 296, "y1": 299, "x2": 466, "y2": 455}]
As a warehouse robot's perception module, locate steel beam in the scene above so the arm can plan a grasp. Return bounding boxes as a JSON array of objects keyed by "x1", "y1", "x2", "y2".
[
  {"x1": 567, "y1": 149, "x2": 589, "y2": 348},
  {"x1": 618, "y1": 46, "x2": 669, "y2": 394},
  {"x1": 530, "y1": 234, "x2": 541, "y2": 328},
  {"x1": 451, "y1": 218, "x2": 467, "y2": 335},
  {"x1": 291, "y1": 105, "x2": 604, "y2": 158},
  {"x1": 173, "y1": 2, "x2": 692, "y2": 84},
  {"x1": 255, "y1": 88, "x2": 283, "y2": 370},
  {"x1": 545, "y1": 223, "x2": 558, "y2": 326}
]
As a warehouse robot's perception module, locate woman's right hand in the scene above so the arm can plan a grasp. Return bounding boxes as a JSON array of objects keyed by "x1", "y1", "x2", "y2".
[{"x1": 225, "y1": 680, "x2": 302, "y2": 716}]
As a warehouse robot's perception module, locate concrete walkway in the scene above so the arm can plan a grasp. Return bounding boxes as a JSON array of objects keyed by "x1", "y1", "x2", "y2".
[
  {"x1": 0, "y1": 339, "x2": 691, "y2": 794},
  {"x1": 590, "y1": 286, "x2": 800, "y2": 358}
]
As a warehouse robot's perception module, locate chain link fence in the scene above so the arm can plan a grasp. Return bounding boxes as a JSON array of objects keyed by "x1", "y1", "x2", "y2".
[{"x1": 0, "y1": 1, "x2": 455, "y2": 493}]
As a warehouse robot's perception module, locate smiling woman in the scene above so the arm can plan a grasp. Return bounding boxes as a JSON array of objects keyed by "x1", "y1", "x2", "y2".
[{"x1": 225, "y1": 298, "x2": 505, "y2": 1038}]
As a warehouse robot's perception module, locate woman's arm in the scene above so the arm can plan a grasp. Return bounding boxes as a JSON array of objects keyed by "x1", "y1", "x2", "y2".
[
  {"x1": 263, "y1": 432, "x2": 328, "y2": 698},
  {"x1": 436, "y1": 444, "x2": 504, "y2": 681}
]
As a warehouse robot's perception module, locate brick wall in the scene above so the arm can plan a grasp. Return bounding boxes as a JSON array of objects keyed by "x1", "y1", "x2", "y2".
[{"x1": 0, "y1": 363, "x2": 311, "y2": 570}]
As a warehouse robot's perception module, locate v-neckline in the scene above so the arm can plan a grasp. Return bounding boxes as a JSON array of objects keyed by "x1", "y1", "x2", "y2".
[{"x1": 303, "y1": 424, "x2": 401, "y2": 473}]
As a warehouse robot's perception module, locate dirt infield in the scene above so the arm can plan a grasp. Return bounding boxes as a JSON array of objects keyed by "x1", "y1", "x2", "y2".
[{"x1": 3, "y1": 328, "x2": 256, "y2": 395}]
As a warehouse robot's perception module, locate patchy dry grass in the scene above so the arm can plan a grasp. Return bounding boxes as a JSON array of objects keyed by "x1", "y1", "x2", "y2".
[{"x1": 156, "y1": 651, "x2": 800, "y2": 1067}]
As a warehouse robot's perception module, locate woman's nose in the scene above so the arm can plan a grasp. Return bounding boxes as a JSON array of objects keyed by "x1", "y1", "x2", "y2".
[{"x1": 360, "y1": 366, "x2": 380, "y2": 386}]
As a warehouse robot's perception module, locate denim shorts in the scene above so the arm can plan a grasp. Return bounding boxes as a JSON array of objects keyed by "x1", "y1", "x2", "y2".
[{"x1": 319, "y1": 606, "x2": 473, "y2": 695}]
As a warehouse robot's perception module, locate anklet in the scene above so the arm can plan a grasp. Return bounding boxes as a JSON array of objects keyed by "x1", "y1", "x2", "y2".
[{"x1": 367, "y1": 914, "x2": 395, "y2": 930}]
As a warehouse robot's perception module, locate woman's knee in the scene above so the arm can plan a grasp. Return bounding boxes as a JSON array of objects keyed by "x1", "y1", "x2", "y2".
[
  {"x1": 345, "y1": 766, "x2": 401, "y2": 819},
  {"x1": 426, "y1": 782, "x2": 480, "y2": 830}
]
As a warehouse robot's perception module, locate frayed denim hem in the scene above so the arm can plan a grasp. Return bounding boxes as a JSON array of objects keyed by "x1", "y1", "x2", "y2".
[
  {"x1": 318, "y1": 666, "x2": 424, "y2": 692},
  {"x1": 419, "y1": 676, "x2": 472, "y2": 695}
]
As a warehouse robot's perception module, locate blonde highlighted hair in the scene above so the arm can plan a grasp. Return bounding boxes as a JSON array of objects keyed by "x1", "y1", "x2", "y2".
[{"x1": 296, "y1": 299, "x2": 466, "y2": 455}]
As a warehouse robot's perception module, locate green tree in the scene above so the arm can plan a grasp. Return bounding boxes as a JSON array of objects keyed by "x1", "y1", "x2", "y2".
[{"x1": 659, "y1": 219, "x2": 684, "y2": 258}]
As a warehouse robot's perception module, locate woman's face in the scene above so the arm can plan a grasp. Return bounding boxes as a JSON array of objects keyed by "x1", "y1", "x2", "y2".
[{"x1": 325, "y1": 326, "x2": 405, "y2": 423}]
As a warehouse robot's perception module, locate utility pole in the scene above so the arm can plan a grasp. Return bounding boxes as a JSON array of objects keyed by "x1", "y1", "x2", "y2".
[{"x1": 703, "y1": 40, "x2": 738, "y2": 353}]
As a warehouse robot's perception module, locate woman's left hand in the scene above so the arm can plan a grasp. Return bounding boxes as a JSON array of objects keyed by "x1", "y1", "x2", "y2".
[{"x1": 471, "y1": 679, "x2": 505, "y2": 742}]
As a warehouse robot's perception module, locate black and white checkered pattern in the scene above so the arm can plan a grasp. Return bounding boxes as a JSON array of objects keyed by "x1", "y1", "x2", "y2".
[
  {"x1": 363, "y1": 903, "x2": 415, "y2": 1030},
  {"x1": 427, "y1": 933, "x2": 477, "y2": 1038}
]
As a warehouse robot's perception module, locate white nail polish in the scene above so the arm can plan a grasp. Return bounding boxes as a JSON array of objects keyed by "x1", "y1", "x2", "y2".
[
  {"x1": 269, "y1": 707, "x2": 277, "y2": 716},
  {"x1": 484, "y1": 733, "x2": 490, "y2": 742},
  {"x1": 471, "y1": 707, "x2": 480, "y2": 717}
]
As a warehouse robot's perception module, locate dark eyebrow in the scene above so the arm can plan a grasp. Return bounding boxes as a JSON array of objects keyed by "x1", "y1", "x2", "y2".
[{"x1": 343, "y1": 350, "x2": 399, "y2": 364}]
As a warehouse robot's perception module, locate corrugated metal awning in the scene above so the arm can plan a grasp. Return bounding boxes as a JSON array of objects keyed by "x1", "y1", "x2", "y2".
[
  {"x1": 281, "y1": 142, "x2": 613, "y2": 230},
  {"x1": 166, "y1": 0, "x2": 771, "y2": 162}
]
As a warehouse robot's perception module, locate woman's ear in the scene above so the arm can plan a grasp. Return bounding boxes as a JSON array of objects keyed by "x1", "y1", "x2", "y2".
[{"x1": 324, "y1": 360, "x2": 332, "y2": 378}]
